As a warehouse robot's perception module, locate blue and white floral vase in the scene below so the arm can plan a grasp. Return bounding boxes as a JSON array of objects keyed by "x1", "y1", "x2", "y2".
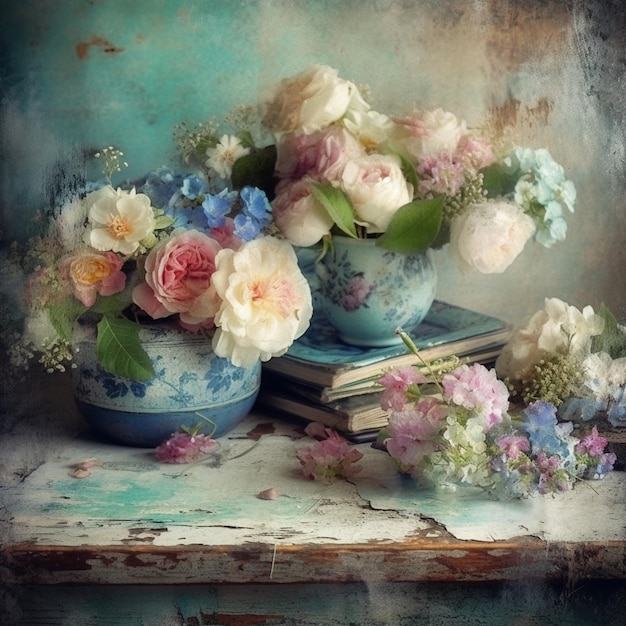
[
  {"x1": 71, "y1": 323, "x2": 261, "y2": 447},
  {"x1": 315, "y1": 236, "x2": 437, "y2": 347}
]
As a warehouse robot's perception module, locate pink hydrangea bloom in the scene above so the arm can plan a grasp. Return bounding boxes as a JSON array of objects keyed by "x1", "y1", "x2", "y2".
[
  {"x1": 417, "y1": 152, "x2": 466, "y2": 196},
  {"x1": 442, "y1": 363, "x2": 509, "y2": 429},
  {"x1": 155, "y1": 432, "x2": 220, "y2": 464},
  {"x1": 575, "y1": 426, "x2": 609, "y2": 457},
  {"x1": 296, "y1": 431, "x2": 363, "y2": 484},
  {"x1": 384, "y1": 398, "x2": 448, "y2": 469},
  {"x1": 379, "y1": 366, "x2": 428, "y2": 411},
  {"x1": 496, "y1": 433, "x2": 530, "y2": 460}
]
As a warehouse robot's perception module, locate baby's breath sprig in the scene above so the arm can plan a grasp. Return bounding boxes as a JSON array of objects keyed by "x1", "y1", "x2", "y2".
[
  {"x1": 94, "y1": 146, "x2": 128, "y2": 184},
  {"x1": 517, "y1": 353, "x2": 585, "y2": 407},
  {"x1": 173, "y1": 120, "x2": 219, "y2": 164}
]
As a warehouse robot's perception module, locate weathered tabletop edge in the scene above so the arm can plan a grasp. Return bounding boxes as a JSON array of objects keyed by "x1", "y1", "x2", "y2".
[{"x1": 2, "y1": 537, "x2": 624, "y2": 585}]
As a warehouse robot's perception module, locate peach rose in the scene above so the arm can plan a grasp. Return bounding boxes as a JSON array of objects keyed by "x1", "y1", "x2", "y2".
[{"x1": 63, "y1": 251, "x2": 126, "y2": 307}]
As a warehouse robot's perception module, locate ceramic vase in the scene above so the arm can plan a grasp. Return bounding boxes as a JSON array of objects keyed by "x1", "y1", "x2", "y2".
[
  {"x1": 71, "y1": 323, "x2": 261, "y2": 447},
  {"x1": 315, "y1": 236, "x2": 437, "y2": 347}
]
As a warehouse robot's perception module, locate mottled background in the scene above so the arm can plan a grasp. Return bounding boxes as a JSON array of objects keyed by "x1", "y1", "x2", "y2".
[
  {"x1": 1, "y1": 2, "x2": 625, "y2": 621},
  {"x1": 1, "y1": 0, "x2": 625, "y2": 395}
]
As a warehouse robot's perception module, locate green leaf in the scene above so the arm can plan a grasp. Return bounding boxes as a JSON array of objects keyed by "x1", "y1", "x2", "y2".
[
  {"x1": 48, "y1": 298, "x2": 88, "y2": 343},
  {"x1": 231, "y1": 145, "x2": 277, "y2": 196},
  {"x1": 481, "y1": 162, "x2": 518, "y2": 198},
  {"x1": 154, "y1": 214, "x2": 175, "y2": 230},
  {"x1": 376, "y1": 197, "x2": 443, "y2": 253},
  {"x1": 96, "y1": 315, "x2": 155, "y2": 381},
  {"x1": 89, "y1": 294, "x2": 129, "y2": 317},
  {"x1": 311, "y1": 184, "x2": 358, "y2": 238},
  {"x1": 592, "y1": 304, "x2": 626, "y2": 359},
  {"x1": 398, "y1": 152, "x2": 420, "y2": 193}
]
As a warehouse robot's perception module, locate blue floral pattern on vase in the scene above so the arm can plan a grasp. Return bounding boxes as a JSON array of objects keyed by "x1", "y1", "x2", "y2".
[
  {"x1": 315, "y1": 236, "x2": 437, "y2": 347},
  {"x1": 72, "y1": 324, "x2": 261, "y2": 447}
]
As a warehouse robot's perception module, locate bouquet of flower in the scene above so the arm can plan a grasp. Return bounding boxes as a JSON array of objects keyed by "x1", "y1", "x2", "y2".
[
  {"x1": 9, "y1": 145, "x2": 313, "y2": 379},
  {"x1": 375, "y1": 330, "x2": 616, "y2": 499},
  {"x1": 495, "y1": 297, "x2": 626, "y2": 427},
  {"x1": 217, "y1": 64, "x2": 576, "y2": 274}
]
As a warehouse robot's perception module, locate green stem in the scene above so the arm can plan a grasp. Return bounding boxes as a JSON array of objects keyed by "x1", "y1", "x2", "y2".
[{"x1": 396, "y1": 327, "x2": 446, "y2": 397}]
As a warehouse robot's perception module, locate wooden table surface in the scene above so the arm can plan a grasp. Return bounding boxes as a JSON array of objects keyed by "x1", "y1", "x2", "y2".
[{"x1": 2, "y1": 409, "x2": 625, "y2": 589}]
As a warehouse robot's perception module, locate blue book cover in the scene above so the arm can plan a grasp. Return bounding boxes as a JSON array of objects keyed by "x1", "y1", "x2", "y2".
[{"x1": 263, "y1": 300, "x2": 511, "y2": 388}]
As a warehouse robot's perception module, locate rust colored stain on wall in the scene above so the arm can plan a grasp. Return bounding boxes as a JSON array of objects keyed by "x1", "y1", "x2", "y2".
[
  {"x1": 76, "y1": 36, "x2": 124, "y2": 59},
  {"x1": 486, "y1": 97, "x2": 554, "y2": 142},
  {"x1": 484, "y1": 0, "x2": 572, "y2": 70}
]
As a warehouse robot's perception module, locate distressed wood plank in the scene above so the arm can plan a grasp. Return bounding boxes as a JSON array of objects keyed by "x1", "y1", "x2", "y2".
[{"x1": 1, "y1": 413, "x2": 625, "y2": 586}]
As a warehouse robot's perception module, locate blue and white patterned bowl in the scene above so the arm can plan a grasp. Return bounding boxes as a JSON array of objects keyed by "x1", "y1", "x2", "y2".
[{"x1": 71, "y1": 323, "x2": 261, "y2": 447}]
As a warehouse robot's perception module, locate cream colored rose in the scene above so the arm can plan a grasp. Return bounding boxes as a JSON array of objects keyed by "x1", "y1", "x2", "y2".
[
  {"x1": 495, "y1": 298, "x2": 605, "y2": 381},
  {"x1": 211, "y1": 237, "x2": 313, "y2": 367},
  {"x1": 272, "y1": 179, "x2": 334, "y2": 247},
  {"x1": 398, "y1": 108, "x2": 467, "y2": 159},
  {"x1": 342, "y1": 108, "x2": 396, "y2": 150},
  {"x1": 340, "y1": 154, "x2": 413, "y2": 233},
  {"x1": 449, "y1": 201, "x2": 535, "y2": 274},
  {"x1": 263, "y1": 64, "x2": 357, "y2": 135}
]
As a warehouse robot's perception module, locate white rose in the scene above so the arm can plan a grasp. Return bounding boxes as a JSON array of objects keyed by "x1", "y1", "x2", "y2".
[
  {"x1": 342, "y1": 108, "x2": 396, "y2": 149},
  {"x1": 272, "y1": 179, "x2": 334, "y2": 247},
  {"x1": 495, "y1": 298, "x2": 605, "y2": 381},
  {"x1": 449, "y1": 201, "x2": 535, "y2": 274},
  {"x1": 340, "y1": 154, "x2": 413, "y2": 233},
  {"x1": 87, "y1": 186, "x2": 156, "y2": 255},
  {"x1": 263, "y1": 64, "x2": 358, "y2": 135},
  {"x1": 211, "y1": 237, "x2": 313, "y2": 367}
]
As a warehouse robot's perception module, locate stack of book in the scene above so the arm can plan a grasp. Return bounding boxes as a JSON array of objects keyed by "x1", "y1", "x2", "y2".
[{"x1": 257, "y1": 301, "x2": 513, "y2": 441}]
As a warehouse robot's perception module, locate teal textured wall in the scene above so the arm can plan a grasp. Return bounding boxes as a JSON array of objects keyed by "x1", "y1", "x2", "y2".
[{"x1": 1, "y1": 0, "x2": 625, "y2": 327}]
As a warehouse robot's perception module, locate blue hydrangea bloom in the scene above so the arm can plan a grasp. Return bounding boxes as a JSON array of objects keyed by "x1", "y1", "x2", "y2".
[
  {"x1": 233, "y1": 213, "x2": 261, "y2": 241},
  {"x1": 240, "y1": 186, "x2": 273, "y2": 226},
  {"x1": 202, "y1": 189, "x2": 237, "y2": 228},
  {"x1": 140, "y1": 167, "x2": 184, "y2": 210},
  {"x1": 523, "y1": 402, "x2": 572, "y2": 458},
  {"x1": 181, "y1": 175, "x2": 207, "y2": 200}
]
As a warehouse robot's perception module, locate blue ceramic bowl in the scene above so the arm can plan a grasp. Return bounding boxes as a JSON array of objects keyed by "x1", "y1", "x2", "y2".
[{"x1": 72, "y1": 324, "x2": 261, "y2": 447}]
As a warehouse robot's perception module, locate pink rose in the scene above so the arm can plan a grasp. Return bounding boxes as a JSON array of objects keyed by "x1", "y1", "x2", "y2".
[
  {"x1": 208, "y1": 218, "x2": 244, "y2": 250},
  {"x1": 275, "y1": 126, "x2": 366, "y2": 182},
  {"x1": 272, "y1": 178, "x2": 334, "y2": 247},
  {"x1": 132, "y1": 230, "x2": 222, "y2": 326},
  {"x1": 62, "y1": 251, "x2": 126, "y2": 307}
]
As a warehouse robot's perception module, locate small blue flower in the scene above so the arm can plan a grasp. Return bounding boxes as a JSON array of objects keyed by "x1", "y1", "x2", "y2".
[
  {"x1": 181, "y1": 175, "x2": 207, "y2": 201},
  {"x1": 140, "y1": 167, "x2": 184, "y2": 210},
  {"x1": 202, "y1": 189, "x2": 236, "y2": 228},
  {"x1": 240, "y1": 186, "x2": 273, "y2": 226},
  {"x1": 233, "y1": 213, "x2": 261, "y2": 241}
]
